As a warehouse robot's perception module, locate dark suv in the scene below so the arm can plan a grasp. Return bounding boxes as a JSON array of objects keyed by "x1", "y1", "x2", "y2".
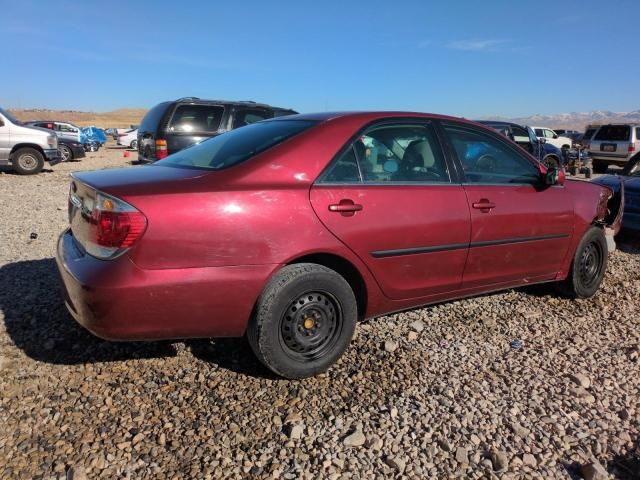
[{"x1": 137, "y1": 97, "x2": 297, "y2": 162}]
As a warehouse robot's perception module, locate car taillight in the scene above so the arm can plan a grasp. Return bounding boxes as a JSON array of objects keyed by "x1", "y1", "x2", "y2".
[
  {"x1": 629, "y1": 144, "x2": 636, "y2": 153},
  {"x1": 156, "y1": 139, "x2": 168, "y2": 159},
  {"x1": 86, "y1": 192, "x2": 147, "y2": 259}
]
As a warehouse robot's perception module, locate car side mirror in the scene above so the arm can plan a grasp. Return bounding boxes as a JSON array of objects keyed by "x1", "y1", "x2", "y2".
[
  {"x1": 544, "y1": 167, "x2": 564, "y2": 186},
  {"x1": 538, "y1": 137, "x2": 547, "y2": 144},
  {"x1": 553, "y1": 134, "x2": 558, "y2": 139}
]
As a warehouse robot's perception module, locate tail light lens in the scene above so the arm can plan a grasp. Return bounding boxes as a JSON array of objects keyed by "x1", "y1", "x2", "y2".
[
  {"x1": 155, "y1": 139, "x2": 168, "y2": 159},
  {"x1": 629, "y1": 144, "x2": 636, "y2": 153},
  {"x1": 85, "y1": 192, "x2": 147, "y2": 259}
]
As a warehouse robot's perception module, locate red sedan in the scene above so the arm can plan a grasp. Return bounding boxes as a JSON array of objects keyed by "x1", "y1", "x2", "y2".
[{"x1": 56, "y1": 112, "x2": 622, "y2": 378}]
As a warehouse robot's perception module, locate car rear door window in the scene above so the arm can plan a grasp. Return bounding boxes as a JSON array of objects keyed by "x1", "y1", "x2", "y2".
[
  {"x1": 234, "y1": 109, "x2": 273, "y2": 128},
  {"x1": 320, "y1": 123, "x2": 450, "y2": 184},
  {"x1": 168, "y1": 105, "x2": 225, "y2": 133},
  {"x1": 443, "y1": 124, "x2": 540, "y2": 185}
]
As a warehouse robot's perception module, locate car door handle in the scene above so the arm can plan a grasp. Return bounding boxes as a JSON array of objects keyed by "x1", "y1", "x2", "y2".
[
  {"x1": 472, "y1": 199, "x2": 496, "y2": 211},
  {"x1": 328, "y1": 199, "x2": 363, "y2": 216}
]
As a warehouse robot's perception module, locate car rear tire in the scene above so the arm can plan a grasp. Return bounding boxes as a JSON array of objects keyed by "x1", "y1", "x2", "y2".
[
  {"x1": 593, "y1": 160, "x2": 608, "y2": 174},
  {"x1": 130, "y1": 140, "x2": 138, "y2": 150},
  {"x1": 60, "y1": 144, "x2": 73, "y2": 161},
  {"x1": 12, "y1": 147, "x2": 45, "y2": 175},
  {"x1": 556, "y1": 227, "x2": 607, "y2": 299},
  {"x1": 247, "y1": 263, "x2": 357, "y2": 379}
]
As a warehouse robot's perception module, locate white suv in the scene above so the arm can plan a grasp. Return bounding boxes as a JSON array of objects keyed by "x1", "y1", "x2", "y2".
[
  {"x1": 588, "y1": 123, "x2": 640, "y2": 173},
  {"x1": 531, "y1": 127, "x2": 572, "y2": 151}
]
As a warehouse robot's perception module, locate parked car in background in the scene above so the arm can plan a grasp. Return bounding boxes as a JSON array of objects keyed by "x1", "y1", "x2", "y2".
[
  {"x1": 476, "y1": 121, "x2": 566, "y2": 169},
  {"x1": 587, "y1": 123, "x2": 640, "y2": 173},
  {"x1": 137, "y1": 97, "x2": 297, "y2": 162},
  {"x1": 532, "y1": 127, "x2": 573, "y2": 151},
  {"x1": 58, "y1": 138, "x2": 86, "y2": 162},
  {"x1": 111, "y1": 128, "x2": 132, "y2": 141},
  {"x1": 592, "y1": 151, "x2": 639, "y2": 231},
  {"x1": 56, "y1": 112, "x2": 622, "y2": 379},
  {"x1": 26, "y1": 120, "x2": 81, "y2": 143},
  {"x1": 116, "y1": 129, "x2": 138, "y2": 149},
  {"x1": 0, "y1": 107, "x2": 60, "y2": 174},
  {"x1": 80, "y1": 127, "x2": 108, "y2": 152}
]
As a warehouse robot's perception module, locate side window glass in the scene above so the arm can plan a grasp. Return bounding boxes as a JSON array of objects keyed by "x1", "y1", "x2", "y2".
[
  {"x1": 534, "y1": 129, "x2": 543, "y2": 137},
  {"x1": 511, "y1": 126, "x2": 530, "y2": 144},
  {"x1": 234, "y1": 110, "x2": 273, "y2": 128},
  {"x1": 321, "y1": 146, "x2": 361, "y2": 183},
  {"x1": 443, "y1": 124, "x2": 540, "y2": 185},
  {"x1": 359, "y1": 124, "x2": 449, "y2": 183},
  {"x1": 545, "y1": 130, "x2": 555, "y2": 139}
]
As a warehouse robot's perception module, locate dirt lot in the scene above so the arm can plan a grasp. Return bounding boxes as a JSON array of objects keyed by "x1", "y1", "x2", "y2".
[{"x1": 0, "y1": 145, "x2": 638, "y2": 479}]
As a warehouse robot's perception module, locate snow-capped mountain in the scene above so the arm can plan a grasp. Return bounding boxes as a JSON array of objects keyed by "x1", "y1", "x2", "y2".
[{"x1": 484, "y1": 110, "x2": 640, "y2": 130}]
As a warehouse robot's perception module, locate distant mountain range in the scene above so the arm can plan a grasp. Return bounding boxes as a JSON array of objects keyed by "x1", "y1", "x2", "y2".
[
  {"x1": 8, "y1": 107, "x2": 640, "y2": 131},
  {"x1": 486, "y1": 110, "x2": 640, "y2": 131}
]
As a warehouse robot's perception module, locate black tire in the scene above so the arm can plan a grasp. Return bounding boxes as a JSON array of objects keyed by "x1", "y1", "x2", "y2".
[
  {"x1": 543, "y1": 155, "x2": 560, "y2": 169},
  {"x1": 59, "y1": 144, "x2": 73, "y2": 161},
  {"x1": 247, "y1": 263, "x2": 357, "y2": 379},
  {"x1": 556, "y1": 227, "x2": 607, "y2": 298},
  {"x1": 130, "y1": 139, "x2": 138, "y2": 150},
  {"x1": 12, "y1": 147, "x2": 45, "y2": 175},
  {"x1": 593, "y1": 160, "x2": 608, "y2": 174}
]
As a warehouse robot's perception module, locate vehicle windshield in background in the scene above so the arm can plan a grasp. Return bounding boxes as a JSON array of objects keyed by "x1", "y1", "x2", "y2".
[
  {"x1": 0, "y1": 107, "x2": 21, "y2": 124},
  {"x1": 168, "y1": 105, "x2": 225, "y2": 133},
  {"x1": 155, "y1": 120, "x2": 317, "y2": 170},
  {"x1": 594, "y1": 125, "x2": 631, "y2": 141}
]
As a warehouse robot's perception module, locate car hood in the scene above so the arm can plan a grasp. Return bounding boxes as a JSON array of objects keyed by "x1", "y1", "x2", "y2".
[
  {"x1": 592, "y1": 174, "x2": 640, "y2": 192},
  {"x1": 73, "y1": 165, "x2": 211, "y2": 196}
]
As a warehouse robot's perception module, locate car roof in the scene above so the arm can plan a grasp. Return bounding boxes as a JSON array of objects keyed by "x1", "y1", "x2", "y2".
[
  {"x1": 475, "y1": 120, "x2": 528, "y2": 129},
  {"x1": 272, "y1": 111, "x2": 477, "y2": 125},
  {"x1": 171, "y1": 97, "x2": 296, "y2": 111}
]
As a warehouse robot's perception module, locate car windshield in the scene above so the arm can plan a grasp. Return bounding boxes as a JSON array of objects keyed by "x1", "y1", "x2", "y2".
[
  {"x1": 155, "y1": 119, "x2": 317, "y2": 170},
  {"x1": 0, "y1": 107, "x2": 21, "y2": 125}
]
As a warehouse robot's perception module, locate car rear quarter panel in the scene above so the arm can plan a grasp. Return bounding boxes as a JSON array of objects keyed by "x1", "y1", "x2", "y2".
[{"x1": 556, "y1": 179, "x2": 611, "y2": 279}]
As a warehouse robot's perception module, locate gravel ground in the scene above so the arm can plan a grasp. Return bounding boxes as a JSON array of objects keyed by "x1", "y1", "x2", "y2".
[{"x1": 0, "y1": 145, "x2": 639, "y2": 479}]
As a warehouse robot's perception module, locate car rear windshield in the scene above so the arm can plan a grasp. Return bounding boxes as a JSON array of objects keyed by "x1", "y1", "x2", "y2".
[
  {"x1": 155, "y1": 119, "x2": 318, "y2": 170},
  {"x1": 168, "y1": 104, "x2": 225, "y2": 133},
  {"x1": 583, "y1": 128, "x2": 597, "y2": 140},
  {"x1": 594, "y1": 125, "x2": 631, "y2": 141}
]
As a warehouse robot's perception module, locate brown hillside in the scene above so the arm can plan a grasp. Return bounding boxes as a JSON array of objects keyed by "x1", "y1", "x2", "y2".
[{"x1": 8, "y1": 108, "x2": 147, "y2": 128}]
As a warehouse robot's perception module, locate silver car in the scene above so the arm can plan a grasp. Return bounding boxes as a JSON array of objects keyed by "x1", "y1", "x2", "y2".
[
  {"x1": 25, "y1": 120, "x2": 81, "y2": 143},
  {"x1": 588, "y1": 123, "x2": 640, "y2": 173},
  {"x1": 0, "y1": 107, "x2": 60, "y2": 174}
]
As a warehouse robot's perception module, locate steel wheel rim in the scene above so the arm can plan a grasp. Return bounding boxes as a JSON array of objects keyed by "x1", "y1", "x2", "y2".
[
  {"x1": 579, "y1": 241, "x2": 603, "y2": 288},
  {"x1": 61, "y1": 146, "x2": 71, "y2": 161},
  {"x1": 18, "y1": 153, "x2": 37, "y2": 170},
  {"x1": 279, "y1": 291, "x2": 343, "y2": 361}
]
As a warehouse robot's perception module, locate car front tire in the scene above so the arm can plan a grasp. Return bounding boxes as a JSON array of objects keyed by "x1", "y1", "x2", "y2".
[
  {"x1": 247, "y1": 263, "x2": 357, "y2": 379},
  {"x1": 556, "y1": 227, "x2": 607, "y2": 298},
  {"x1": 12, "y1": 147, "x2": 45, "y2": 175}
]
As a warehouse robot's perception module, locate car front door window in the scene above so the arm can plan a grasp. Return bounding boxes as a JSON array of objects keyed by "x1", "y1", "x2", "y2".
[{"x1": 443, "y1": 124, "x2": 540, "y2": 185}]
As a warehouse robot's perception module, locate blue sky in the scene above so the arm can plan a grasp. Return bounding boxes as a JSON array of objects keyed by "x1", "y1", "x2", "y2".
[{"x1": 3, "y1": 0, "x2": 639, "y2": 117}]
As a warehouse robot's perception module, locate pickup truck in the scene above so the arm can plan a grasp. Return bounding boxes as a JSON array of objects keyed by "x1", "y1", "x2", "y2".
[
  {"x1": 531, "y1": 126, "x2": 573, "y2": 152},
  {"x1": 0, "y1": 107, "x2": 61, "y2": 174}
]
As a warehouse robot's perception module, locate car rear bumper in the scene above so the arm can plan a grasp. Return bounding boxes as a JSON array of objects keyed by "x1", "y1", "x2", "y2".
[{"x1": 55, "y1": 229, "x2": 276, "y2": 341}]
